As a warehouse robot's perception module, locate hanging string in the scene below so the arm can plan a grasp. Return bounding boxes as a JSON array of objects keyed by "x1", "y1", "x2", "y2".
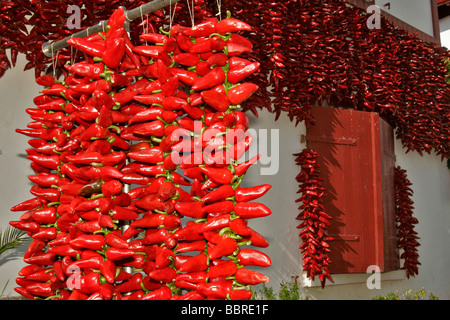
[
  {"x1": 140, "y1": 6, "x2": 148, "y2": 44},
  {"x1": 51, "y1": 44, "x2": 59, "y2": 78},
  {"x1": 70, "y1": 35, "x2": 74, "y2": 65},
  {"x1": 168, "y1": 0, "x2": 178, "y2": 33},
  {"x1": 186, "y1": 0, "x2": 195, "y2": 28},
  {"x1": 216, "y1": 0, "x2": 222, "y2": 21}
]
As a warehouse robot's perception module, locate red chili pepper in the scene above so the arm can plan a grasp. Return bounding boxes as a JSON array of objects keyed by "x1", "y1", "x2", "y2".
[
  {"x1": 99, "y1": 282, "x2": 116, "y2": 300},
  {"x1": 200, "y1": 167, "x2": 233, "y2": 185},
  {"x1": 23, "y1": 252, "x2": 57, "y2": 266},
  {"x1": 31, "y1": 206, "x2": 57, "y2": 224},
  {"x1": 183, "y1": 18, "x2": 217, "y2": 37},
  {"x1": 237, "y1": 248, "x2": 271, "y2": 267},
  {"x1": 70, "y1": 79, "x2": 111, "y2": 95},
  {"x1": 175, "y1": 201, "x2": 205, "y2": 219},
  {"x1": 112, "y1": 90, "x2": 138, "y2": 106},
  {"x1": 101, "y1": 179, "x2": 123, "y2": 197},
  {"x1": 142, "y1": 228, "x2": 175, "y2": 248},
  {"x1": 128, "y1": 107, "x2": 164, "y2": 124},
  {"x1": 235, "y1": 268, "x2": 270, "y2": 285},
  {"x1": 174, "y1": 221, "x2": 205, "y2": 241},
  {"x1": 162, "y1": 75, "x2": 180, "y2": 97},
  {"x1": 202, "y1": 215, "x2": 231, "y2": 233},
  {"x1": 125, "y1": 119, "x2": 166, "y2": 138},
  {"x1": 26, "y1": 282, "x2": 54, "y2": 297},
  {"x1": 24, "y1": 269, "x2": 54, "y2": 282},
  {"x1": 107, "y1": 6, "x2": 126, "y2": 31},
  {"x1": 102, "y1": 38, "x2": 125, "y2": 69},
  {"x1": 197, "y1": 281, "x2": 232, "y2": 299},
  {"x1": 201, "y1": 89, "x2": 229, "y2": 112},
  {"x1": 169, "y1": 67, "x2": 198, "y2": 86},
  {"x1": 148, "y1": 267, "x2": 177, "y2": 283},
  {"x1": 226, "y1": 289, "x2": 251, "y2": 300},
  {"x1": 206, "y1": 53, "x2": 228, "y2": 67},
  {"x1": 105, "y1": 247, "x2": 137, "y2": 261},
  {"x1": 48, "y1": 244, "x2": 83, "y2": 258},
  {"x1": 155, "y1": 246, "x2": 175, "y2": 269},
  {"x1": 175, "y1": 240, "x2": 206, "y2": 253},
  {"x1": 70, "y1": 234, "x2": 105, "y2": 251},
  {"x1": 100, "y1": 259, "x2": 117, "y2": 284},
  {"x1": 203, "y1": 201, "x2": 234, "y2": 216},
  {"x1": 208, "y1": 238, "x2": 237, "y2": 259},
  {"x1": 127, "y1": 146, "x2": 164, "y2": 164},
  {"x1": 27, "y1": 154, "x2": 60, "y2": 170},
  {"x1": 192, "y1": 67, "x2": 226, "y2": 91},
  {"x1": 9, "y1": 220, "x2": 40, "y2": 234},
  {"x1": 68, "y1": 255, "x2": 104, "y2": 270},
  {"x1": 80, "y1": 123, "x2": 109, "y2": 141},
  {"x1": 31, "y1": 228, "x2": 57, "y2": 242},
  {"x1": 226, "y1": 42, "x2": 252, "y2": 57},
  {"x1": 76, "y1": 272, "x2": 102, "y2": 294},
  {"x1": 229, "y1": 218, "x2": 252, "y2": 236},
  {"x1": 201, "y1": 185, "x2": 235, "y2": 203},
  {"x1": 227, "y1": 62, "x2": 260, "y2": 84},
  {"x1": 227, "y1": 33, "x2": 253, "y2": 49},
  {"x1": 208, "y1": 260, "x2": 237, "y2": 280},
  {"x1": 235, "y1": 184, "x2": 272, "y2": 202},
  {"x1": 173, "y1": 52, "x2": 200, "y2": 66},
  {"x1": 131, "y1": 213, "x2": 179, "y2": 230},
  {"x1": 75, "y1": 220, "x2": 102, "y2": 234},
  {"x1": 227, "y1": 83, "x2": 259, "y2": 105},
  {"x1": 28, "y1": 173, "x2": 59, "y2": 188},
  {"x1": 65, "y1": 62, "x2": 104, "y2": 79},
  {"x1": 24, "y1": 239, "x2": 46, "y2": 260},
  {"x1": 234, "y1": 202, "x2": 271, "y2": 219},
  {"x1": 142, "y1": 285, "x2": 172, "y2": 300},
  {"x1": 140, "y1": 32, "x2": 168, "y2": 44},
  {"x1": 67, "y1": 37, "x2": 105, "y2": 58},
  {"x1": 175, "y1": 272, "x2": 208, "y2": 285},
  {"x1": 189, "y1": 38, "x2": 213, "y2": 54},
  {"x1": 11, "y1": 197, "x2": 43, "y2": 212},
  {"x1": 216, "y1": 18, "x2": 252, "y2": 34},
  {"x1": 179, "y1": 252, "x2": 208, "y2": 273},
  {"x1": 234, "y1": 154, "x2": 260, "y2": 176},
  {"x1": 133, "y1": 45, "x2": 165, "y2": 59},
  {"x1": 35, "y1": 75, "x2": 55, "y2": 87}
]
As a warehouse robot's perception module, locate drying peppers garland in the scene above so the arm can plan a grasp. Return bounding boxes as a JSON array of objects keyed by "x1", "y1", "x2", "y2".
[
  {"x1": 394, "y1": 166, "x2": 420, "y2": 279},
  {"x1": 207, "y1": 0, "x2": 449, "y2": 159},
  {"x1": 2, "y1": 1, "x2": 448, "y2": 159},
  {"x1": 0, "y1": 0, "x2": 201, "y2": 78},
  {"x1": 293, "y1": 149, "x2": 333, "y2": 288},
  {"x1": 10, "y1": 7, "x2": 271, "y2": 300}
]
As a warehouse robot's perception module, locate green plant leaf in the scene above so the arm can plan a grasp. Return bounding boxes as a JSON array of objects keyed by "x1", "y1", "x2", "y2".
[{"x1": 0, "y1": 226, "x2": 28, "y2": 255}]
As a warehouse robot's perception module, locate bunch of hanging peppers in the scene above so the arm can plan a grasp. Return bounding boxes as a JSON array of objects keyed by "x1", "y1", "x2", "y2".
[
  {"x1": 293, "y1": 149, "x2": 333, "y2": 288},
  {"x1": 10, "y1": 7, "x2": 271, "y2": 300},
  {"x1": 394, "y1": 166, "x2": 420, "y2": 279}
]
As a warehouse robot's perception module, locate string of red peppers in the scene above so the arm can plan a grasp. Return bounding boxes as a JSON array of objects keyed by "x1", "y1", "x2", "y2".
[
  {"x1": 293, "y1": 149, "x2": 333, "y2": 288},
  {"x1": 206, "y1": 0, "x2": 450, "y2": 159},
  {"x1": 394, "y1": 166, "x2": 420, "y2": 279},
  {"x1": 10, "y1": 7, "x2": 272, "y2": 300}
]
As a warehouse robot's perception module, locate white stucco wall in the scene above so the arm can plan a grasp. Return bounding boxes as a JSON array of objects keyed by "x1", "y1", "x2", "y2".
[
  {"x1": 375, "y1": 0, "x2": 435, "y2": 36},
  {"x1": 440, "y1": 15, "x2": 450, "y2": 49},
  {"x1": 0, "y1": 53, "x2": 449, "y2": 300}
]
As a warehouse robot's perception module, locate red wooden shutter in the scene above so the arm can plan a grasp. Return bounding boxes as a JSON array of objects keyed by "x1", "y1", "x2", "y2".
[{"x1": 305, "y1": 106, "x2": 399, "y2": 273}]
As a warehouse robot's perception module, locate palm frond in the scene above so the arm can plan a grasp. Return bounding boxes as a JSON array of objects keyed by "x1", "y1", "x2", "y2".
[{"x1": 0, "y1": 226, "x2": 28, "y2": 255}]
